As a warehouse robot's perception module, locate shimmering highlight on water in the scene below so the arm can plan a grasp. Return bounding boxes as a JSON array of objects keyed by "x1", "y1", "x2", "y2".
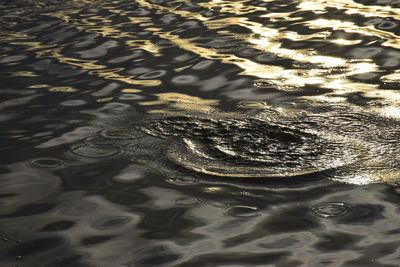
[{"x1": 2, "y1": 0, "x2": 400, "y2": 266}]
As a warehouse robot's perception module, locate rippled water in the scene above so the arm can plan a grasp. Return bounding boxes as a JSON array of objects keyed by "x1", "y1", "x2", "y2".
[{"x1": 2, "y1": 0, "x2": 400, "y2": 266}]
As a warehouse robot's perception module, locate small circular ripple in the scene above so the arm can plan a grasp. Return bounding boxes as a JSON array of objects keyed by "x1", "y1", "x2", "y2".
[
  {"x1": 237, "y1": 47, "x2": 262, "y2": 57},
  {"x1": 30, "y1": 158, "x2": 65, "y2": 168},
  {"x1": 69, "y1": 143, "x2": 120, "y2": 158},
  {"x1": 165, "y1": 175, "x2": 199, "y2": 186},
  {"x1": 253, "y1": 80, "x2": 275, "y2": 88},
  {"x1": 377, "y1": 21, "x2": 397, "y2": 30},
  {"x1": 171, "y1": 75, "x2": 198, "y2": 85},
  {"x1": 99, "y1": 129, "x2": 137, "y2": 140},
  {"x1": 138, "y1": 70, "x2": 167, "y2": 79},
  {"x1": 175, "y1": 197, "x2": 202, "y2": 206},
  {"x1": 225, "y1": 205, "x2": 261, "y2": 218},
  {"x1": 141, "y1": 117, "x2": 361, "y2": 178},
  {"x1": 309, "y1": 202, "x2": 349, "y2": 218}
]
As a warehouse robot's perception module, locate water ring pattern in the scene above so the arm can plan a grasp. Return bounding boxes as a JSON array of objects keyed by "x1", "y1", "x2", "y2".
[{"x1": 141, "y1": 116, "x2": 361, "y2": 177}]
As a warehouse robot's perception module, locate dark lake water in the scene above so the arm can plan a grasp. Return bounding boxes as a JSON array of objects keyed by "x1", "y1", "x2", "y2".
[{"x1": 2, "y1": 0, "x2": 400, "y2": 266}]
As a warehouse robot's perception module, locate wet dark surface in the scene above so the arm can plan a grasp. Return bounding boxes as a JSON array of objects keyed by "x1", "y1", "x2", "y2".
[{"x1": 2, "y1": 0, "x2": 400, "y2": 266}]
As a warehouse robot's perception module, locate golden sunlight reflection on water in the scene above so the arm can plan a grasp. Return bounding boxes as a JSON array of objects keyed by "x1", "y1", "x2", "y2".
[
  {"x1": 4, "y1": 0, "x2": 400, "y2": 266},
  {"x1": 2, "y1": 0, "x2": 400, "y2": 187}
]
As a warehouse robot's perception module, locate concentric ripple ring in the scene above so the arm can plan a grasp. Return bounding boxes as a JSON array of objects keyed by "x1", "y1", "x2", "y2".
[{"x1": 140, "y1": 116, "x2": 364, "y2": 178}]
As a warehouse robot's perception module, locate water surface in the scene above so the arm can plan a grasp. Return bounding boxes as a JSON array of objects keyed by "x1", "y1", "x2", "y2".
[{"x1": 1, "y1": 0, "x2": 400, "y2": 266}]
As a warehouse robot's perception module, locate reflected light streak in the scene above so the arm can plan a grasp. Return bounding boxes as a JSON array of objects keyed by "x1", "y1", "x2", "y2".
[
  {"x1": 381, "y1": 72, "x2": 400, "y2": 83},
  {"x1": 131, "y1": 0, "x2": 393, "y2": 96},
  {"x1": 306, "y1": 19, "x2": 400, "y2": 49},
  {"x1": 121, "y1": 88, "x2": 141, "y2": 93},
  {"x1": 299, "y1": 0, "x2": 400, "y2": 21},
  {"x1": 134, "y1": 0, "x2": 206, "y2": 21},
  {"x1": 203, "y1": 187, "x2": 224, "y2": 193},
  {"x1": 332, "y1": 174, "x2": 377, "y2": 185},
  {"x1": 53, "y1": 8, "x2": 161, "y2": 55},
  {"x1": 347, "y1": 62, "x2": 379, "y2": 76},
  {"x1": 324, "y1": 79, "x2": 377, "y2": 92},
  {"x1": 139, "y1": 93, "x2": 219, "y2": 113},
  {"x1": 96, "y1": 97, "x2": 113, "y2": 102},
  {"x1": 49, "y1": 87, "x2": 78, "y2": 92},
  {"x1": 217, "y1": 17, "x2": 347, "y2": 68},
  {"x1": 379, "y1": 106, "x2": 400, "y2": 119},
  {"x1": 199, "y1": 0, "x2": 265, "y2": 14},
  {"x1": 331, "y1": 39, "x2": 362, "y2": 46},
  {"x1": 156, "y1": 17, "x2": 384, "y2": 94},
  {"x1": 11, "y1": 71, "x2": 39, "y2": 77},
  {"x1": 10, "y1": 0, "x2": 400, "y2": 106}
]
